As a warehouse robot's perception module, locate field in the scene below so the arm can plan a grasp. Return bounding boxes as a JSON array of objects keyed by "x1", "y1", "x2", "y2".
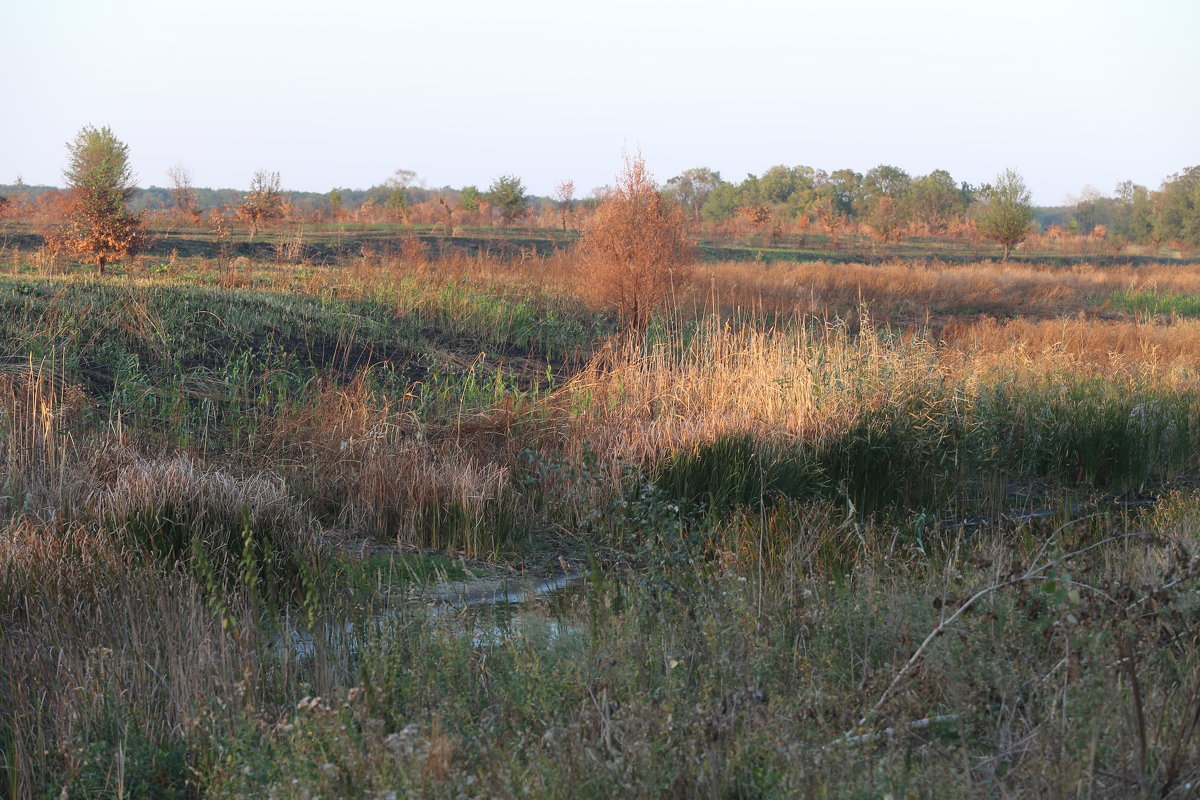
[{"x1": 4, "y1": 228, "x2": 1200, "y2": 798}]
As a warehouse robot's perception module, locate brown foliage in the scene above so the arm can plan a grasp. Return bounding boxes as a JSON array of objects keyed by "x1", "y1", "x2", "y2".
[
  {"x1": 53, "y1": 188, "x2": 146, "y2": 274},
  {"x1": 739, "y1": 205, "x2": 773, "y2": 227},
  {"x1": 579, "y1": 154, "x2": 693, "y2": 335},
  {"x1": 239, "y1": 169, "x2": 285, "y2": 237}
]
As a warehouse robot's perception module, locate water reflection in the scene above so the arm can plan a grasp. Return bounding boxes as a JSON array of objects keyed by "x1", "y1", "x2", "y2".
[{"x1": 288, "y1": 572, "x2": 586, "y2": 660}]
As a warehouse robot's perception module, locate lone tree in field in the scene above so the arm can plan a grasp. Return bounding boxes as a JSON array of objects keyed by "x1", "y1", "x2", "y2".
[
  {"x1": 239, "y1": 169, "x2": 285, "y2": 238},
  {"x1": 580, "y1": 154, "x2": 692, "y2": 336},
  {"x1": 487, "y1": 175, "x2": 528, "y2": 226},
  {"x1": 553, "y1": 179, "x2": 575, "y2": 231},
  {"x1": 975, "y1": 168, "x2": 1035, "y2": 260},
  {"x1": 60, "y1": 125, "x2": 144, "y2": 274}
]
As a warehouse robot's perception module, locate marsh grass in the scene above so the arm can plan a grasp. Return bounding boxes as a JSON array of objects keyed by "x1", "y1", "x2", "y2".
[
  {"x1": 559, "y1": 317, "x2": 1200, "y2": 523},
  {"x1": 168, "y1": 505, "x2": 1200, "y2": 799},
  {"x1": 79, "y1": 447, "x2": 318, "y2": 600},
  {"x1": 5, "y1": 252, "x2": 1200, "y2": 797}
]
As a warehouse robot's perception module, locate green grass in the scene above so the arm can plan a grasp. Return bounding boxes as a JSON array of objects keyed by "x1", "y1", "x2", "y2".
[
  {"x1": 189, "y1": 509, "x2": 1200, "y2": 798},
  {"x1": 1110, "y1": 289, "x2": 1200, "y2": 318},
  {"x1": 0, "y1": 275, "x2": 599, "y2": 448},
  {"x1": 332, "y1": 552, "x2": 473, "y2": 598}
]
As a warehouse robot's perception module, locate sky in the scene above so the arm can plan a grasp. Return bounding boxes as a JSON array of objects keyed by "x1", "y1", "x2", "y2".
[{"x1": 1, "y1": 0, "x2": 1196, "y2": 206}]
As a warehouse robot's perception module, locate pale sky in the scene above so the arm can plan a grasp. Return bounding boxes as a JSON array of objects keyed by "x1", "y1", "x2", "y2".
[{"x1": 2, "y1": 0, "x2": 1196, "y2": 205}]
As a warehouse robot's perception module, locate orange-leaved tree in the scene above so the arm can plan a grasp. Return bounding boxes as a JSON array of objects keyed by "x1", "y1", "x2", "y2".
[
  {"x1": 59, "y1": 125, "x2": 145, "y2": 275},
  {"x1": 239, "y1": 169, "x2": 285, "y2": 238},
  {"x1": 580, "y1": 154, "x2": 692, "y2": 337}
]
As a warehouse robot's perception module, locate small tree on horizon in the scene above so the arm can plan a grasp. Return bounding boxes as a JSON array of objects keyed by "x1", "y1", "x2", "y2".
[
  {"x1": 975, "y1": 168, "x2": 1035, "y2": 260},
  {"x1": 553, "y1": 179, "x2": 575, "y2": 231},
  {"x1": 665, "y1": 167, "x2": 722, "y2": 222},
  {"x1": 167, "y1": 162, "x2": 200, "y2": 221},
  {"x1": 460, "y1": 185, "x2": 481, "y2": 213},
  {"x1": 59, "y1": 125, "x2": 145, "y2": 275},
  {"x1": 239, "y1": 169, "x2": 284, "y2": 238},
  {"x1": 580, "y1": 154, "x2": 693, "y2": 337},
  {"x1": 487, "y1": 175, "x2": 528, "y2": 226}
]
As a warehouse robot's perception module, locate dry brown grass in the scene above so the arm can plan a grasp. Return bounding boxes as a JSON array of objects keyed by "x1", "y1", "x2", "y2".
[
  {"x1": 77, "y1": 444, "x2": 318, "y2": 560},
  {"x1": 686, "y1": 259, "x2": 1200, "y2": 325},
  {"x1": 555, "y1": 318, "x2": 945, "y2": 469},
  {"x1": 0, "y1": 512, "x2": 305, "y2": 798},
  {"x1": 257, "y1": 377, "x2": 512, "y2": 553},
  {"x1": 550, "y1": 311, "x2": 1200, "y2": 482},
  {"x1": 0, "y1": 363, "x2": 85, "y2": 519},
  {"x1": 939, "y1": 316, "x2": 1200, "y2": 378}
]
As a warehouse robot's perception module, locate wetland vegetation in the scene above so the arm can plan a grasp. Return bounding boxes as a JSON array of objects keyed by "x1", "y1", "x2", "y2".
[{"x1": 4, "y1": 159, "x2": 1200, "y2": 797}]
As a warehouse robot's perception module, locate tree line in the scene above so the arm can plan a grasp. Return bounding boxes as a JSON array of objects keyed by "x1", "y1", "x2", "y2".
[
  {"x1": 2, "y1": 126, "x2": 1197, "y2": 273},
  {"x1": 661, "y1": 163, "x2": 1200, "y2": 249}
]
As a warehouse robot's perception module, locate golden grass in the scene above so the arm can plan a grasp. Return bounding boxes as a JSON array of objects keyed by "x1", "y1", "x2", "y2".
[
  {"x1": 553, "y1": 313, "x2": 1200, "y2": 475},
  {"x1": 939, "y1": 316, "x2": 1200, "y2": 380},
  {"x1": 687, "y1": 259, "x2": 1200, "y2": 324},
  {"x1": 555, "y1": 318, "x2": 943, "y2": 467}
]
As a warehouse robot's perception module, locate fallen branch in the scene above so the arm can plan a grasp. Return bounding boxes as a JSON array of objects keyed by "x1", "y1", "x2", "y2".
[{"x1": 863, "y1": 528, "x2": 1164, "y2": 726}]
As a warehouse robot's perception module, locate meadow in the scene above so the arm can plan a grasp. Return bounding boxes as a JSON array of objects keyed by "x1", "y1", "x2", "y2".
[{"x1": 3, "y1": 228, "x2": 1200, "y2": 798}]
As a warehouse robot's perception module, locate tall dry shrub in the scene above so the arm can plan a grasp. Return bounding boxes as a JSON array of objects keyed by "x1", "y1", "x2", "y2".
[{"x1": 580, "y1": 154, "x2": 693, "y2": 336}]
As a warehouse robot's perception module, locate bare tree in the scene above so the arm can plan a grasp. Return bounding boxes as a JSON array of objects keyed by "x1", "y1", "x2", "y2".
[
  {"x1": 166, "y1": 162, "x2": 199, "y2": 221},
  {"x1": 436, "y1": 195, "x2": 455, "y2": 236}
]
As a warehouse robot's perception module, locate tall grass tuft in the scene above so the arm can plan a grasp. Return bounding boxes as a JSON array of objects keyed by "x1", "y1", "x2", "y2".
[
  {"x1": 78, "y1": 446, "x2": 318, "y2": 600},
  {"x1": 0, "y1": 361, "x2": 83, "y2": 519},
  {"x1": 258, "y1": 377, "x2": 517, "y2": 556}
]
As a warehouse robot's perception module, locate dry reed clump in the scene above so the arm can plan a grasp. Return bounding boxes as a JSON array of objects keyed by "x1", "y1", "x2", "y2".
[
  {"x1": 0, "y1": 363, "x2": 86, "y2": 519},
  {"x1": 257, "y1": 380, "x2": 511, "y2": 551},
  {"x1": 0, "y1": 448, "x2": 324, "y2": 798},
  {"x1": 77, "y1": 444, "x2": 318, "y2": 569},
  {"x1": 552, "y1": 314, "x2": 1200, "y2": 507},
  {"x1": 557, "y1": 318, "x2": 947, "y2": 469}
]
